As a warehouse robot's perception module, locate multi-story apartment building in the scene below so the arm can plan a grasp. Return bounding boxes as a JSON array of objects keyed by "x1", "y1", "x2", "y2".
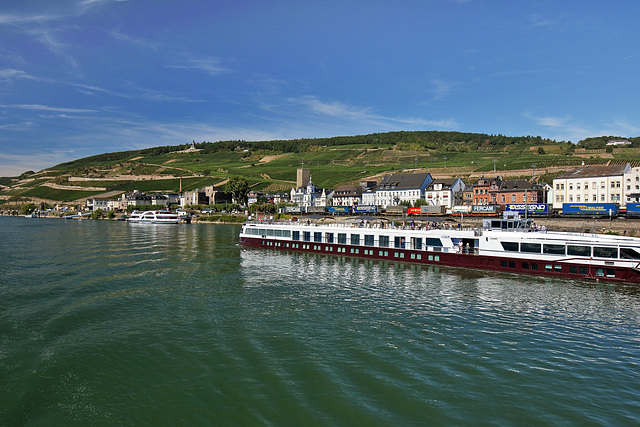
[
  {"x1": 552, "y1": 164, "x2": 631, "y2": 209},
  {"x1": 495, "y1": 179, "x2": 546, "y2": 205},
  {"x1": 375, "y1": 173, "x2": 433, "y2": 208},
  {"x1": 424, "y1": 178, "x2": 465, "y2": 209},
  {"x1": 471, "y1": 176, "x2": 501, "y2": 205},
  {"x1": 624, "y1": 166, "x2": 640, "y2": 204},
  {"x1": 331, "y1": 185, "x2": 363, "y2": 207}
]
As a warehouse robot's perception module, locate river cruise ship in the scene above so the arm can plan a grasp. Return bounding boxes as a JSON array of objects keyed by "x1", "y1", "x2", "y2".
[
  {"x1": 239, "y1": 213, "x2": 640, "y2": 284},
  {"x1": 127, "y1": 210, "x2": 181, "y2": 224}
]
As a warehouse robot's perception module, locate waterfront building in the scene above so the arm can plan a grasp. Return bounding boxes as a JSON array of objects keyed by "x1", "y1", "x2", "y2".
[
  {"x1": 290, "y1": 178, "x2": 328, "y2": 208},
  {"x1": 86, "y1": 197, "x2": 110, "y2": 211},
  {"x1": 552, "y1": 164, "x2": 630, "y2": 209},
  {"x1": 332, "y1": 185, "x2": 363, "y2": 207},
  {"x1": 496, "y1": 179, "x2": 546, "y2": 205},
  {"x1": 471, "y1": 176, "x2": 501, "y2": 205},
  {"x1": 375, "y1": 173, "x2": 433, "y2": 208},
  {"x1": 424, "y1": 178, "x2": 465, "y2": 209}
]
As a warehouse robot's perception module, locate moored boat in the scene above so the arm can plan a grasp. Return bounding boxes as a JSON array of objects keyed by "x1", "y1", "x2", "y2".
[
  {"x1": 127, "y1": 210, "x2": 181, "y2": 224},
  {"x1": 239, "y1": 213, "x2": 640, "y2": 284}
]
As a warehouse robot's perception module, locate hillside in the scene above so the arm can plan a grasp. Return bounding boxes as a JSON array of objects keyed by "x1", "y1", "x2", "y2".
[{"x1": 2, "y1": 131, "x2": 640, "y2": 206}]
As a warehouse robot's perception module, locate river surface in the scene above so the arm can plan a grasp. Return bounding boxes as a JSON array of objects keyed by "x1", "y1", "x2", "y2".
[{"x1": 1, "y1": 216, "x2": 639, "y2": 425}]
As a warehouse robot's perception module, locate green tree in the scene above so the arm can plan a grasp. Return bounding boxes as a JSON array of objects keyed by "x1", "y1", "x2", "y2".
[
  {"x1": 91, "y1": 209, "x2": 104, "y2": 219},
  {"x1": 20, "y1": 203, "x2": 36, "y2": 215},
  {"x1": 414, "y1": 198, "x2": 427, "y2": 207},
  {"x1": 226, "y1": 177, "x2": 249, "y2": 205}
]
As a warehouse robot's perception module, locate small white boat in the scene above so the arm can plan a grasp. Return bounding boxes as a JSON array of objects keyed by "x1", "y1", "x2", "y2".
[{"x1": 127, "y1": 210, "x2": 181, "y2": 224}]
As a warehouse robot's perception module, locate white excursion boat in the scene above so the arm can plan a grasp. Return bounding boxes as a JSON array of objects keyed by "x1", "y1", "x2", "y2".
[
  {"x1": 239, "y1": 212, "x2": 640, "y2": 284},
  {"x1": 127, "y1": 210, "x2": 181, "y2": 224}
]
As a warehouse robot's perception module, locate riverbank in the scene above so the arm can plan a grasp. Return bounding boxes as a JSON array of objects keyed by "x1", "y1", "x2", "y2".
[{"x1": 7, "y1": 212, "x2": 640, "y2": 236}]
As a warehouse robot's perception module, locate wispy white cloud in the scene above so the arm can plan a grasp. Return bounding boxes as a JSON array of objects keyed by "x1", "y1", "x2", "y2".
[
  {"x1": 430, "y1": 79, "x2": 456, "y2": 100},
  {"x1": 1, "y1": 104, "x2": 98, "y2": 113},
  {"x1": 0, "y1": 150, "x2": 75, "y2": 176},
  {"x1": 0, "y1": 12, "x2": 65, "y2": 25},
  {"x1": 168, "y1": 58, "x2": 231, "y2": 76},
  {"x1": 529, "y1": 14, "x2": 557, "y2": 28},
  {"x1": 0, "y1": 68, "x2": 31, "y2": 83},
  {"x1": 110, "y1": 29, "x2": 160, "y2": 51},
  {"x1": 288, "y1": 96, "x2": 459, "y2": 130},
  {"x1": 523, "y1": 112, "x2": 638, "y2": 142}
]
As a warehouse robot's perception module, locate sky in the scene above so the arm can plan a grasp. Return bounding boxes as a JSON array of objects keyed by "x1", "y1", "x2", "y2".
[{"x1": 1, "y1": 0, "x2": 640, "y2": 176}]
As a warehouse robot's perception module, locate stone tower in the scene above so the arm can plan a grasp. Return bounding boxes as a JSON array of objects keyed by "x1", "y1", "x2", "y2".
[{"x1": 297, "y1": 168, "x2": 310, "y2": 189}]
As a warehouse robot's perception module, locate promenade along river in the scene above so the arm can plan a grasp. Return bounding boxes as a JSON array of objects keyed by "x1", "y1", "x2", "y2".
[{"x1": 1, "y1": 216, "x2": 639, "y2": 425}]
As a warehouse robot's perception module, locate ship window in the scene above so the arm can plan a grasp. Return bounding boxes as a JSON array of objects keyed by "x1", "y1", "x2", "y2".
[
  {"x1": 303, "y1": 231, "x2": 311, "y2": 242},
  {"x1": 351, "y1": 234, "x2": 360, "y2": 245},
  {"x1": 579, "y1": 266, "x2": 588, "y2": 275},
  {"x1": 593, "y1": 247, "x2": 618, "y2": 258},
  {"x1": 283, "y1": 230, "x2": 291, "y2": 238},
  {"x1": 554, "y1": 265, "x2": 562, "y2": 272},
  {"x1": 267, "y1": 229, "x2": 275, "y2": 236},
  {"x1": 501, "y1": 260, "x2": 508, "y2": 267},
  {"x1": 607, "y1": 269, "x2": 615, "y2": 277},
  {"x1": 596, "y1": 268, "x2": 605, "y2": 277},
  {"x1": 395, "y1": 237, "x2": 406, "y2": 249},
  {"x1": 314, "y1": 232, "x2": 322, "y2": 242},
  {"x1": 570, "y1": 266, "x2": 577, "y2": 274},
  {"x1": 620, "y1": 247, "x2": 640, "y2": 259},
  {"x1": 545, "y1": 264, "x2": 553, "y2": 271},
  {"x1": 379, "y1": 235, "x2": 390, "y2": 247},
  {"x1": 292, "y1": 231, "x2": 300, "y2": 241},
  {"x1": 413, "y1": 237, "x2": 423, "y2": 250},
  {"x1": 501, "y1": 242, "x2": 519, "y2": 252},
  {"x1": 338, "y1": 233, "x2": 347, "y2": 244},
  {"x1": 567, "y1": 245, "x2": 591, "y2": 256},
  {"x1": 325, "y1": 233, "x2": 334, "y2": 243},
  {"x1": 523, "y1": 262, "x2": 530, "y2": 269},
  {"x1": 509, "y1": 261, "x2": 516, "y2": 268},
  {"x1": 520, "y1": 243, "x2": 541, "y2": 253},
  {"x1": 364, "y1": 235, "x2": 375, "y2": 246},
  {"x1": 426, "y1": 238, "x2": 443, "y2": 247},
  {"x1": 543, "y1": 244, "x2": 565, "y2": 255}
]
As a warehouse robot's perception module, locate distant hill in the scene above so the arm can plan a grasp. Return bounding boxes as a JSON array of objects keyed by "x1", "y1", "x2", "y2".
[{"x1": 2, "y1": 131, "x2": 640, "y2": 205}]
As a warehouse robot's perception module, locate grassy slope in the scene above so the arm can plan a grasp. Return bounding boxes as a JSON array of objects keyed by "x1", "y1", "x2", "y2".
[{"x1": 3, "y1": 132, "x2": 639, "y2": 203}]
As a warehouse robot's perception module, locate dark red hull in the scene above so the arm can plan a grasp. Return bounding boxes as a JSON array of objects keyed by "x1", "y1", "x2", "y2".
[{"x1": 239, "y1": 236, "x2": 640, "y2": 284}]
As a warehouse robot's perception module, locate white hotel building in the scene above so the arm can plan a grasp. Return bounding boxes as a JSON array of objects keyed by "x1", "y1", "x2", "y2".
[{"x1": 552, "y1": 164, "x2": 630, "y2": 209}]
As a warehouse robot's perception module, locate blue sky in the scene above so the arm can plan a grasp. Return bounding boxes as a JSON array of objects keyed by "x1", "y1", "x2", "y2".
[{"x1": 1, "y1": 0, "x2": 639, "y2": 176}]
